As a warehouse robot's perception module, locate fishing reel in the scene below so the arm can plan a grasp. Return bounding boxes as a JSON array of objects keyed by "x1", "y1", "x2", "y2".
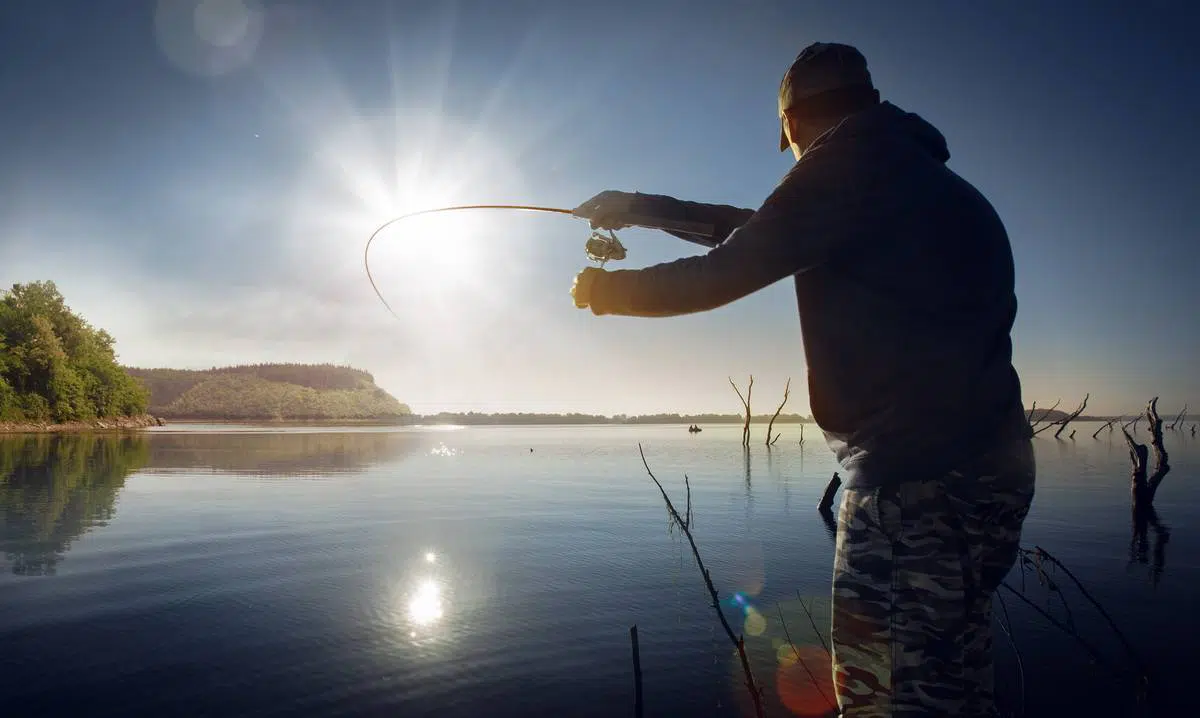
[{"x1": 584, "y1": 228, "x2": 627, "y2": 266}]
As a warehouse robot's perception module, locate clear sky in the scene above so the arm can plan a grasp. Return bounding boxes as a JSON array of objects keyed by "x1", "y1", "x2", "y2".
[{"x1": 1, "y1": 0, "x2": 1196, "y2": 417}]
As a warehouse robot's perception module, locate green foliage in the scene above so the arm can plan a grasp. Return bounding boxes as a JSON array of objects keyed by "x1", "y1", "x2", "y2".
[
  {"x1": 0, "y1": 281, "x2": 149, "y2": 424},
  {"x1": 125, "y1": 364, "x2": 411, "y2": 421}
]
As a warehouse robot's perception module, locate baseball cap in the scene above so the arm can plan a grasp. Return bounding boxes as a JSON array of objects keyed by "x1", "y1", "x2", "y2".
[{"x1": 778, "y1": 42, "x2": 878, "y2": 151}]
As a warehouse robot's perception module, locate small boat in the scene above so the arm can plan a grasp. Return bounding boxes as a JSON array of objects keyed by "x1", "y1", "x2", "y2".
[{"x1": 688, "y1": 424, "x2": 702, "y2": 433}]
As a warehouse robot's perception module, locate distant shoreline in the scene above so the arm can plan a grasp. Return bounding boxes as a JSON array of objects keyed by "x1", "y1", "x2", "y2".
[
  {"x1": 1, "y1": 414, "x2": 1165, "y2": 435},
  {"x1": 0, "y1": 414, "x2": 164, "y2": 434}
]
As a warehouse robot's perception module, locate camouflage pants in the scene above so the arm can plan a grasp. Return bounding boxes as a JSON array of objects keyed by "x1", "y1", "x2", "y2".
[{"x1": 831, "y1": 439, "x2": 1036, "y2": 717}]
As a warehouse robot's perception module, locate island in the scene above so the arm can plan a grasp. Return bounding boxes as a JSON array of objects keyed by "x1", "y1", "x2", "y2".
[{"x1": 1, "y1": 281, "x2": 154, "y2": 433}]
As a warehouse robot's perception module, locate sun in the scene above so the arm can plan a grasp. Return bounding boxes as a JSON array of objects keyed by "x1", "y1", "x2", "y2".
[{"x1": 365, "y1": 201, "x2": 492, "y2": 303}]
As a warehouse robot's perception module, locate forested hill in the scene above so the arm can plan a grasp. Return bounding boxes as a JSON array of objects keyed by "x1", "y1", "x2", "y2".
[{"x1": 123, "y1": 363, "x2": 411, "y2": 421}]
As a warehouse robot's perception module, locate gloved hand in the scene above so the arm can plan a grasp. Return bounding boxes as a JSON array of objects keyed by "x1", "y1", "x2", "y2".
[
  {"x1": 572, "y1": 190, "x2": 642, "y2": 230},
  {"x1": 570, "y1": 267, "x2": 604, "y2": 309}
]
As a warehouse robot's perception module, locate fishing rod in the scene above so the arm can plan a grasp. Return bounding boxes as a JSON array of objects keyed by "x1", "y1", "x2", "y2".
[{"x1": 363, "y1": 204, "x2": 714, "y2": 321}]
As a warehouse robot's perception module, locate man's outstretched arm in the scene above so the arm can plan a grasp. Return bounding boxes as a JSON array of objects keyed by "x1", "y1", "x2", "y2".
[
  {"x1": 639, "y1": 195, "x2": 757, "y2": 247},
  {"x1": 579, "y1": 146, "x2": 869, "y2": 317},
  {"x1": 573, "y1": 190, "x2": 755, "y2": 247}
]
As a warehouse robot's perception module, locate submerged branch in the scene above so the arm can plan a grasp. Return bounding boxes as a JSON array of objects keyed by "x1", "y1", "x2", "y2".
[
  {"x1": 729, "y1": 376, "x2": 753, "y2": 448},
  {"x1": 767, "y1": 378, "x2": 791, "y2": 446},
  {"x1": 1144, "y1": 398, "x2": 1170, "y2": 501},
  {"x1": 1028, "y1": 398, "x2": 1063, "y2": 433},
  {"x1": 797, "y1": 591, "x2": 831, "y2": 657},
  {"x1": 998, "y1": 582, "x2": 1115, "y2": 672},
  {"x1": 777, "y1": 603, "x2": 836, "y2": 712},
  {"x1": 818, "y1": 472, "x2": 842, "y2": 514},
  {"x1": 1093, "y1": 418, "x2": 1119, "y2": 439},
  {"x1": 1168, "y1": 404, "x2": 1187, "y2": 430},
  {"x1": 1053, "y1": 393, "x2": 1088, "y2": 439},
  {"x1": 1025, "y1": 547, "x2": 1146, "y2": 672},
  {"x1": 638, "y1": 444, "x2": 765, "y2": 718}
]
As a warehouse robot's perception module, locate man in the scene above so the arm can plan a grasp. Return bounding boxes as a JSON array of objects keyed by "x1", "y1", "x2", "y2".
[{"x1": 570, "y1": 43, "x2": 1036, "y2": 716}]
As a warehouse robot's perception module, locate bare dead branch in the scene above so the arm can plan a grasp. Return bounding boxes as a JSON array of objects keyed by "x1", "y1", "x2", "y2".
[
  {"x1": 766, "y1": 378, "x2": 791, "y2": 446},
  {"x1": 1069, "y1": 429, "x2": 1076, "y2": 440},
  {"x1": 777, "y1": 603, "x2": 836, "y2": 711},
  {"x1": 1145, "y1": 398, "x2": 1171, "y2": 501},
  {"x1": 1122, "y1": 427, "x2": 1148, "y2": 482},
  {"x1": 638, "y1": 444, "x2": 765, "y2": 718},
  {"x1": 1026, "y1": 546, "x2": 1146, "y2": 672},
  {"x1": 1026, "y1": 400, "x2": 1037, "y2": 424},
  {"x1": 1168, "y1": 404, "x2": 1187, "y2": 430},
  {"x1": 1093, "y1": 418, "x2": 1118, "y2": 439},
  {"x1": 729, "y1": 376, "x2": 753, "y2": 448},
  {"x1": 685, "y1": 475, "x2": 693, "y2": 529},
  {"x1": 1053, "y1": 393, "x2": 1088, "y2": 439},
  {"x1": 796, "y1": 591, "x2": 831, "y2": 657},
  {"x1": 1030, "y1": 394, "x2": 1088, "y2": 438},
  {"x1": 818, "y1": 472, "x2": 842, "y2": 514},
  {"x1": 998, "y1": 582, "x2": 1116, "y2": 672},
  {"x1": 1028, "y1": 398, "x2": 1063, "y2": 432},
  {"x1": 994, "y1": 591, "x2": 1027, "y2": 718}
]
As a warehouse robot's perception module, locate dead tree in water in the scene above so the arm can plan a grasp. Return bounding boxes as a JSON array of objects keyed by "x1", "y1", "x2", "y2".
[
  {"x1": 1031, "y1": 394, "x2": 1089, "y2": 438},
  {"x1": 818, "y1": 472, "x2": 842, "y2": 514},
  {"x1": 1122, "y1": 399, "x2": 1172, "y2": 588},
  {"x1": 639, "y1": 445, "x2": 765, "y2": 718},
  {"x1": 1122, "y1": 398, "x2": 1171, "y2": 509},
  {"x1": 1168, "y1": 404, "x2": 1188, "y2": 430},
  {"x1": 1027, "y1": 399, "x2": 1062, "y2": 433},
  {"x1": 729, "y1": 376, "x2": 753, "y2": 448},
  {"x1": 818, "y1": 473, "x2": 842, "y2": 544},
  {"x1": 1092, "y1": 417, "x2": 1120, "y2": 439},
  {"x1": 766, "y1": 378, "x2": 790, "y2": 446}
]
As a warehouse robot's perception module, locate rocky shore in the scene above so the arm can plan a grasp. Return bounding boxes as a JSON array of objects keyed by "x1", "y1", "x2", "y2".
[{"x1": 0, "y1": 414, "x2": 165, "y2": 434}]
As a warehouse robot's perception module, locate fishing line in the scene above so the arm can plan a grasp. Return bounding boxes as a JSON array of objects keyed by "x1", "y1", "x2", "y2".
[
  {"x1": 363, "y1": 204, "x2": 577, "y2": 322},
  {"x1": 364, "y1": 203, "x2": 714, "y2": 321}
]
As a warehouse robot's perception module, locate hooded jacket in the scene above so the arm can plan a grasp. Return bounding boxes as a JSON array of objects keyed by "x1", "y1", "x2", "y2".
[{"x1": 586, "y1": 101, "x2": 1031, "y2": 489}]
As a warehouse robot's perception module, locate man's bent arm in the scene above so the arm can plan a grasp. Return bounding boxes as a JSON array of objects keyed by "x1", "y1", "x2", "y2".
[{"x1": 587, "y1": 146, "x2": 869, "y2": 317}]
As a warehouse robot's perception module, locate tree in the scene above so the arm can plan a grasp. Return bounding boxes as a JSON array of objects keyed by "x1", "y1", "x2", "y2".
[{"x1": 0, "y1": 281, "x2": 148, "y2": 423}]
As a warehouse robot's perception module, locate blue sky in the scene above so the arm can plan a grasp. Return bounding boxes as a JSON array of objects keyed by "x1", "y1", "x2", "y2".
[{"x1": 1, "y1": 0, "x2": 1196, "y2": 416}]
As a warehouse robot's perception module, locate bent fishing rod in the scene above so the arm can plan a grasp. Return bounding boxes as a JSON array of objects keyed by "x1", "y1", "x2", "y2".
[{"x1": 363, "y1": 204, "x2": 714, "y2": 321}]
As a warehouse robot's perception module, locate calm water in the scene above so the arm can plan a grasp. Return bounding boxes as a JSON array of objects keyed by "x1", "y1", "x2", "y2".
[{"x1": 1, "y1": 424, "x2": 1196, "y2": 717}]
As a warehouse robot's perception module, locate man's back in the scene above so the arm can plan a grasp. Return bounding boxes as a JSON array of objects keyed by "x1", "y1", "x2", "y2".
[{"x1": 792, "y1": 102, "x2": 1028, "y2": 489}]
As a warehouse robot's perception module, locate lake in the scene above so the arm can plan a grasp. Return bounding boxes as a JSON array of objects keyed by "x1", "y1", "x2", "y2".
[{"x1": 1, "y1": 423, "x2": 1196, "y2": 717}]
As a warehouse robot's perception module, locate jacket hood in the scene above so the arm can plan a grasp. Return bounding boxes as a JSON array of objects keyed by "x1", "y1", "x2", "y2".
[{"x1": 811, "y1": 101, "x2": 951, "y2": 164}]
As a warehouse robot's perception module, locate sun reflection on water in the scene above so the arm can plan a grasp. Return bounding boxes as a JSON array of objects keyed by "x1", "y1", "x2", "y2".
[{"x1": 408, "y1": 579, "x2": 444, "y2": 627}]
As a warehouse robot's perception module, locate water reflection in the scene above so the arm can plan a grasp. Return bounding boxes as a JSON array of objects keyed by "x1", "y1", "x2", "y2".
[
  {"x1": 0, "y1": 434, "x2": 148, "y2": 576},
  {"x1": 1130, "y1": 504, "x2": 1170, "y2": 586},
  {"x1": 145, "y1": 430, "x2": 422, "y2": 476},
  {"x1": 408, "y1": 579, "x2": 445, "y2": 627}
]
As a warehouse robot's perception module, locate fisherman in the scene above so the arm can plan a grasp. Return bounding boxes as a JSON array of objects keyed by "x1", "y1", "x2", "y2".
[{"x1": 570, "y1": 42, "x2": 1036, "y2": 717}]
